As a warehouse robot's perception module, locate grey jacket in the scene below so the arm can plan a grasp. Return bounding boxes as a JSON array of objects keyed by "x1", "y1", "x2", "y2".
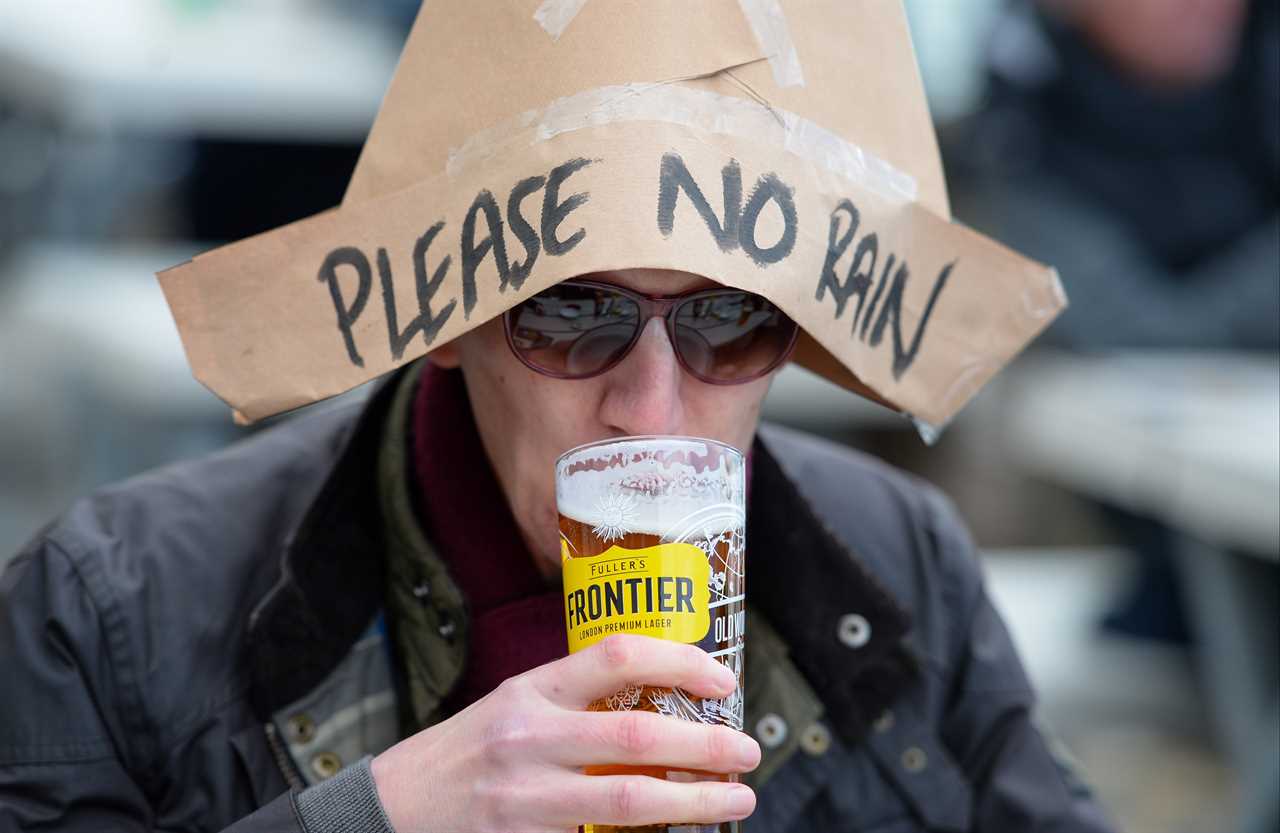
[{"x1": 0, "y1": 366, "x2": 1116, "y2": 832}]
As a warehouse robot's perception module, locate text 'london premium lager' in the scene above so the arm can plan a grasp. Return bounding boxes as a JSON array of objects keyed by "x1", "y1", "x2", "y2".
[{"x1": 557, "y1": 436, "x2": 747, "y2": 833}]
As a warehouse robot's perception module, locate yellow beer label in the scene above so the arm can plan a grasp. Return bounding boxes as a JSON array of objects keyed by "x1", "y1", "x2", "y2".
[{"x1": 563, "y1": 542, "x2": 711, "y2": 653}]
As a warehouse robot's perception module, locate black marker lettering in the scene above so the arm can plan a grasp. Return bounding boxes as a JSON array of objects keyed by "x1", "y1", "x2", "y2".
[
  {"x1": 460, "y1": 190, "x2": 510, "y2": 320},
  {"x1": 860, "y1": 251, "x2": 892, "y2": 340},
  {"x1": 816, "y1": 200, "x2": 858, "y2": 315},
  {"x1": 657, "y1": 153, "x2": 742, "y2": 251},
  {"x1": 739, "y1": 172, "x2": 797, "y2": 265},
  {"x1": 815, "y1": 198, "x2": 954, "y2": 379},
  {"x1": 542, "y1": 157, "x2": 593, "y2": 256},
  {"x1": 318, "y1": 246, "x2": 372, "y2": 368},
  {"x1": 374, "y1": 229, "x2": 458, "y2": 363},
  {"x1": 867, "y1": 258, "x2": 906, "y2": 351},
  {"x1": 411, "y1": 221, "x2": 457, "y2": 348},
  {"x1": 377, "y1": 248, "x2": 414, "y2": 361},
  {"x1": 848, "y1": 234, "x2": 880, "y2": 335},
  {"x1": 814, "y1": 200, "x2": 879, "y2": 328},
  {"x1": 869, "y1": 260, "x2": 956, "y2": 379},
  {"x1": 506, "y1": 174, "x2": 545, "y2": 290}
]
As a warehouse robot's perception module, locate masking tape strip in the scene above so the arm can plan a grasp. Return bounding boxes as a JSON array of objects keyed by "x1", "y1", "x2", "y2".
[
  {"x1": 737, "y1": 0, "x2": 805, "y2": 87},
  {"x1": 533, "y1": 0, "x2": 590, "y2": 40},
  {"x1": 447, "y1": 83, "x2": 918, "y2": 203},
  {"x1": 532, "y1": 0, "x2": 803, "y2": 87}
]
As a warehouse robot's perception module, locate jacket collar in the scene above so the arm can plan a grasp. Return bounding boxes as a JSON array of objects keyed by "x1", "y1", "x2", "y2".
[
  {"x1": 247, "y1": 364, "x2": 918, "y2": 748},
  {"x1": 245, "y1": 369, "x2": 405, "y2": 720},
  {"x1": 747, "y1": 438, "x2": 918, "y2": 744}
]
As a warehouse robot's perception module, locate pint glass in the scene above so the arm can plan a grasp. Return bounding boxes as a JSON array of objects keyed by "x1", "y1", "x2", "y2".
[{"x1": 556, "y1": 436, "x2": 747, "y2": 833}]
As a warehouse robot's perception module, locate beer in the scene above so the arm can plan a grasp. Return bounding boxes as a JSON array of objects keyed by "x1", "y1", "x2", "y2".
[{"x1": 556, "y1": 437, "x2": 747, "y2": 833}]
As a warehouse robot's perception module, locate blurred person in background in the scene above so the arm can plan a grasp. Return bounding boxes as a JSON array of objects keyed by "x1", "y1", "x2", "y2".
[
  {"x1": 949, "y1": 0, "x2": 1279, "y2": 352},
  {"x1": 943, "y1": 0, "x2": 1279, "y2": 648}
]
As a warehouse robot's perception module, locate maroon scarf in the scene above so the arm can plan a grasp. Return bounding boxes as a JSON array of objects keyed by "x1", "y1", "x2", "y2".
[{"x1": 410, "y1": 364, "x2": 568, "y2": 712}]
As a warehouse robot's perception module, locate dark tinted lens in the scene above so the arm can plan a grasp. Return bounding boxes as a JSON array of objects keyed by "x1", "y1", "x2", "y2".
[
  {"x1": 673, "y1": 292, "x2": 796, "y2": 382},
  {"x1": 508, "y1": 284, "x2": 641, "y2": 377}
]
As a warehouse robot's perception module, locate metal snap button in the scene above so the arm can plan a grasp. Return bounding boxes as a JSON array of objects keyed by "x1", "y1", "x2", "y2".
[
  {"x1": 902, "y1": 746, "x2": 928, "y2": 773},
  {"x1": 873, "y1": 709, "x2": 895, "y2": 734},
  {"x1": 837, "y1": 613, "x2": 871, "y2": 649},
  {"x1": 755, "y1": 713, "x2": 788, "y2": 749},
  {"x1": 437, "y1": 616, "x2": 457, "y2": 639},
  {"x1": 412, "y1": 580, "x2": 431, "y2": 600},
  {"x1": 311, "y1": 751, "x2": 342, "y2": 780},
  {"x1": 287, "y1": 713, "x2": 316, "y2": 744},
  {"x1": 799, "y1": 723, "x2": 832, "y2": 756}
]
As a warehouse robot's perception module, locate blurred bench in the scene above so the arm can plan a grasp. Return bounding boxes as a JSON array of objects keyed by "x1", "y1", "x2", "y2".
[{"x1": 1004, "y1": 351, "x2": 1279, "y2": 833}]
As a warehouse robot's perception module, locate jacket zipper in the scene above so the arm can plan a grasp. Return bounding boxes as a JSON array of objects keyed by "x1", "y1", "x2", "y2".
[{"x1": 263, "y1": 721, "x2": 306, "y2": 790}]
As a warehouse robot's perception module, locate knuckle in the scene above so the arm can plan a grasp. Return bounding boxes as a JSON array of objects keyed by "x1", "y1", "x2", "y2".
[
  {"x1": 599, "y1": 634, "x2": 636, "y2": 671},
  {"x1": 609, "y1": 778, "x2": 638, "y2": 820},
  {"x1": 682, "y1": 644, "x2": 708, "y2": 677},
  {"x1": 615, "y1": 713, "x2": 656, "y2": 756},
  {"x1": 695, "y1": 784, "x2": 721, "y2": 820},
  {"x1": 494, "y1": 673, "x2": 533, "y2": 703},
  {"x1": 706, "y1": 727, "x2": 733, "y2": 765},
  {"x1": 481, "y1": 717, "x2": 533, "y2": 765}
]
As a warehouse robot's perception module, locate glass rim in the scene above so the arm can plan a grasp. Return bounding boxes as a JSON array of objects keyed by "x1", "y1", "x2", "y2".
[{"x1": 555, "y1": 434, "x2": 746, "y2": 470}]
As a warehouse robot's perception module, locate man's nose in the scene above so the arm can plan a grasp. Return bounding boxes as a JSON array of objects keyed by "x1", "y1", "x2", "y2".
[{"x1": 597, "y1": 316, "x2": 684, "y2": 436}]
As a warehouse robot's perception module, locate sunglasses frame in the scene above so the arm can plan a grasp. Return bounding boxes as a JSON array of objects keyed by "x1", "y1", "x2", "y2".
[{"x1": 502, "y1": 279, "x2": 800, "y2": 385}]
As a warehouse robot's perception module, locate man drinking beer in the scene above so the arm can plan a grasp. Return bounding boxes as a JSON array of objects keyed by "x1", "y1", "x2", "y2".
[{"x1": 0, "y1": 2, "x2": 1116, "y2": 831}]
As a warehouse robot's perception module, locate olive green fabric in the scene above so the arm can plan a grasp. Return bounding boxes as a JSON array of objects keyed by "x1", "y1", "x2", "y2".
[
  {"x1": 377, "y1": 360, "x2": 820, "y2": 786},
  {"x1": 378, "y1": 360, "x2": 469, "y2": 731},
  {"x1": 741, "y1": 608, "x2": 825, "y2": 789}
]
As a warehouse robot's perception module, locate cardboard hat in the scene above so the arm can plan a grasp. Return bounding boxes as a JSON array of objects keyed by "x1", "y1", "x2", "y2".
[{"x1": 158, "y1": 0, "x2": 1066, "y2": 428}]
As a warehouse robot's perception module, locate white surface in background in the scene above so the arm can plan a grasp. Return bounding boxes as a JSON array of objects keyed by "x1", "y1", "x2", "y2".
[
  {"x1": 2, "y1": 242, "x2": 215, "y2": 413},
  {"x1": 983, "y1": 548, "x2": 1235, "y2": 833},
  {"x1": 903, "y1": 0, "x2": 1004, "y2": 122},
  {"x1": 1007, "y1": 351, "x2": 1280, "y2": 557},
  {"x1": 983, "y1": 548, "x2": 1202, "y2": 727},
  {"x1": 0, "y1": 0, "x2": 398, "y2": 141}
]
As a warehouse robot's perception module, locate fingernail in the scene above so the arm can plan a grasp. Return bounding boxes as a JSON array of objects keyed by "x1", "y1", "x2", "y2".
[
  {"x1": 736, "y1": 736, "x2": 761, "y2": 769},
  {"x1": 716, "y1": 665, "x2": 737, "y2": 692},
  {"x1": 727, "y1": 785, "x2": 756, "y2": 818}
]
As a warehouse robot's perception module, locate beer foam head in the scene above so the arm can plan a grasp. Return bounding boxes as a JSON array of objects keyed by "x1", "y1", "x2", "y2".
[{"x1": 557, "y1": 436, "x2": 746, "y2": 541}]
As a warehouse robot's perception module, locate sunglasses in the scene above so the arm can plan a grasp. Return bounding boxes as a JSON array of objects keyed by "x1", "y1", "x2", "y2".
[{"x1": 503, "y1": 279, "x2": 799, "y2": 384}]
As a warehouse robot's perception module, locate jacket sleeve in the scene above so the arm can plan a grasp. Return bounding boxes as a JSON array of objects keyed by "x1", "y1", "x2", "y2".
[
  {"x1": 0, "y1": 537, "x2": 305, "y2": 833},
  {"x1": 926, "y1": 499, "x2": 1118, "y2": 833}
]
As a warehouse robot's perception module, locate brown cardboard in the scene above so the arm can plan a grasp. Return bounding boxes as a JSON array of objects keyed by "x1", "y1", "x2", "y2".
[{"x1": 158, "y1": 0, "x2": 1066, "y2": 427}]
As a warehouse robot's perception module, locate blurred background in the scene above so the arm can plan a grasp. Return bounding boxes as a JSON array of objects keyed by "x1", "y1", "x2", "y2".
[{"x1": 0, "y1": 1, "x2": 1275, "y2": 831}]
